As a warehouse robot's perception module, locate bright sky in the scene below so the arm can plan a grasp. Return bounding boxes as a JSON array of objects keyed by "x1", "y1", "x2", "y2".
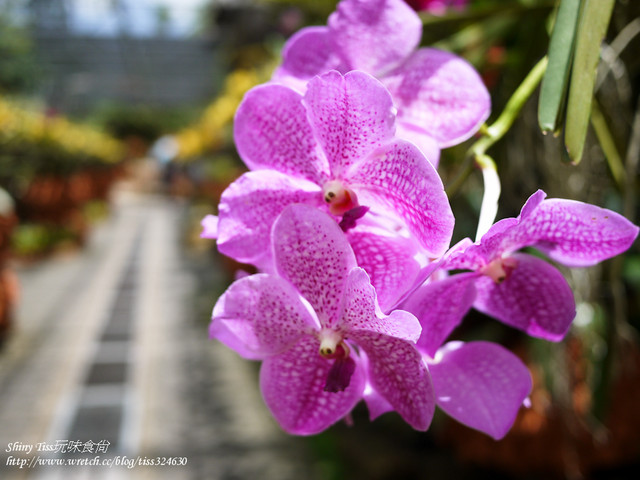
[{"x1": 69, "y1": 0, "x2": 209, "y2": 37}]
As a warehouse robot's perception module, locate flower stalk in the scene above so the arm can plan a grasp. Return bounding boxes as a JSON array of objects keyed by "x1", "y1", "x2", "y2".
[
  {"x1": 473, "y1": 55, "x2": 548, "y2": 158},
  {"x1": 447, "y1": 56, "x2": 548, "y2": 197}
]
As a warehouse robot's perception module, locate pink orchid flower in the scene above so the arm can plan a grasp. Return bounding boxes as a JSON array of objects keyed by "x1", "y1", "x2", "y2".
[
  {"x1": 206, "y1": 70, "x2": 453, "y2": 311},
  {"x1": 364, "y1": 339, "x2": 532, "y2": 440},
  {"x1": 272, "y1": 0, "x2": 490, "y2": 166},
  {"x1": 405, "y1": 0, "x2": 469, "y2": 14},
  {"x1": 402, "y1": 190, "x2": 640, "y2": 352},
  {"x1": 210, "y1": 205, "x2": 435, "y2": 435}
]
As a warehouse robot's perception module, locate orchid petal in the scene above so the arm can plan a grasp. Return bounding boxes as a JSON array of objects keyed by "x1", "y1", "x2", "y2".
[
  {"x1": 363, "y1": 382, "x2": 394, "y2": 421},
  {"x1": 272, "y1": 204, "x2": 357, "y2": 327},
  {"x1": 347, "y1": 139, "x2": 454, "y2": 257},
  {"x1": 395, "y1": 122, "x2": 441, "y2": 167},
  {"x1": 208, "y1": 320, "x2": 264, "y2": 361},
  {"x1": 382, "y1": 48, "x2": 490, "y2": 147},
  {"x1": 260, "y1": 336, "x2": 365, "y2": 435},
  {"x1": 347, "y1": 224, "x2": 422, "y2": 313},
  {"x1": 465, "y1": 190, "x2": 639, "y2": 266},
  {"x1": 328, "y1": 0, "x2": 422, "y2": 74},
  {"x1": 200, "y1": 214, "x2": 218, "y2": 239},
  {"x1": 217, "y1": 171, "x2": 323, "y2": 270},
  {"x1": 272, "y1": 26, "x2": 347, "y2": 93},
  {"x1": 340, "y1": 267, "x2": 421, "y2": 342},
  {"x1": 389, "y1": 257, "x2": 448, "y2": 311},
  {"x1": 402, "y1": 272, "x2": 478, "y2": 357},
  {"x1": 351, "y1": 331, "x2": 435, "y2": 431},
  {"x1": 303, "y1": 70, "x2": 396, "y2": 177},
  {"x1": 474, "y1": 253, "x2": 576, "y2": 341},
  {"x1": 234, "y1": 83, "x2": 329, "y2": 184},
  {"x1": 443, "y1": 192, "x2": 546, "y2": 266},
  {"x1": 439, "y1": 237, "x2": 479, "y2": 271},
  {"x1": 210, "y1": 274, "x2": 319, "y2": 358},
  {"x1": 429, "y1": 341, "x2": 532, "y2": 440},
  {"x1": 515, "y1": 197, "x2": 640, "y2": 267},
  {"x1": 518, "y1": 189, "x2": 546, "y2": 220},
  {"x1": 475, "y1": 217, "x2": 520, "y2": 258},
  {"x1": 359, "y1": 345, "x2": 394, "y2": 421},
  {"x1": 443, "y1": 218, "x2": 519, "y2": 271}
]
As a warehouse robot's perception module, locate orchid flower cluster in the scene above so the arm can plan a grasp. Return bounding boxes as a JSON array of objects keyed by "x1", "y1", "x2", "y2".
[{"x1": 201, "y1": 0, "x2": 639, "y2": 439}]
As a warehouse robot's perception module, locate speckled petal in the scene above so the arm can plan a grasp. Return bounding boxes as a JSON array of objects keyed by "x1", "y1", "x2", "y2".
[
  {"x1": 272, "y1": 204, "x2": 357, "y2": 327},
  {"x1": 234, "y1": 83, "x2": 329, "y2": 184},
  {"x1": 217, "y1": 171, "x2": 323, "y2": 270},
  {"x1": 347, "y1": 139, "x2": 454, "y2": 257},
  {"x1": 466, "y1": 190, "x2": 640, "y2": 267},
  {"x1": 347, "y1": 224, "x2": 422, "y2": 312},
  {"x1": 359, "y1": 343, "x2": 393, "y2": 421},
  {"x1": 363, "y1": 382, "x2": 394, "y2": 420},
  {"x1": 472, "y1": 217, "x2": 520, "y2": 260},
  {"x1": 303, "y1": 70, "x2": 396, "y2": 177},
  {"x1": 443, "y1": 193, "x2": 545, "y2": 267},
  {"x1": 402, "y1": 272, "x2": 478, "y2": 357},
  {"x1": 260, "y1": 336, "x2": 365, "y2": 435},
  {"x1": 443, "y1": 217, "x2": 523, "y2": 271},
  {"x1": 518, "y1": 189, "x2": 546, "y2": 220},
  {"x1": 272, "y1": 26, "x2": 348, "y2": 93},
  {"x1": 474, "y1": 253, "x2": 576, "y2": 341},
  {"x1": 391, "y1": 257, "x2": 449, "y2": 310},
  {"x1": 395, "y1": 122, "x2": 441, "y2": 167},
  {"x1": 200, "y1": 214, "x2": 218, "y2": 239},
  {"x1": 514, "y1": 194, "x2": 640, "y2": 267},
  {"x1": 210, "y1": 274, "x2": 319, "y2": 358},
  {"x1": 438, "y1": 237, "x2": 479, "y2": 271},
  {"x1": 207, "y1": 319, "x2": 264, "y2": 360},
  {"x1": 328, "y1": 0, "x2": 422, "y2": 74},
  {"x1": 429, "y1": 341, "x2": 532, "y2": 440},
  {"x1": 340, "y1": 267, "x2": 421, "y2": 342},
  {"x1": 351, "y1": 331, "x2": 435, "y2": 431},
  {"x1": 382, "y1": 48, "x2": 490, "y2": 147}
]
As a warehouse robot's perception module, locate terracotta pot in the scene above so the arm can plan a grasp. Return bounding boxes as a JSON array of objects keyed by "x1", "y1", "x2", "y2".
[
  {"x1": 0, "y1": 268, "x2": 19, "y2": 344},
  {"x1": 19, "y1": 175, "x2": 70, "y2": 223}
]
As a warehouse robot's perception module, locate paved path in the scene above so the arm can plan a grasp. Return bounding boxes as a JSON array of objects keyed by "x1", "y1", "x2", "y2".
[{"x1": 0, "y1": 187, "x2": 320, "y2": 480}]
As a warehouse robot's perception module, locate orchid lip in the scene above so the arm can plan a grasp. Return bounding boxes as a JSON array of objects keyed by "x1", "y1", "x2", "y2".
[
  {"x1": 319, "y1": 331, "x2": 355, "y2": 392},
  {"x1": 324, "y1": 355, "x2": 356, "y2": 393},
  {"x1": 339, "y1": 205, "x2": 370, "y2": 232}
]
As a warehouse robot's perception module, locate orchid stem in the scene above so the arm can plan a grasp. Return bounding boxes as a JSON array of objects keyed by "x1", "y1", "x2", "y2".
[
  {"x1": 473, "y1": 56, "x2": 548, "y2": 158},
  {"x1": 448, "y1": 57, "x2": 548, "y2": 240},
  {"x1": 446, "y1": 56, "x2": 549, "y2": 197}
]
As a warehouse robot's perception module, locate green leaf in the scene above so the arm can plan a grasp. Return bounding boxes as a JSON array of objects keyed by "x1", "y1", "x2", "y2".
[
  {"x1": 590, "y1": 99, "x2": 625, "y2": 188},
  {"x1": 564, "y1": 0, "x2": 615, "y2": 165},
  {"x1": 538, "y1": 0, "x2": 582, "y2": 133}
]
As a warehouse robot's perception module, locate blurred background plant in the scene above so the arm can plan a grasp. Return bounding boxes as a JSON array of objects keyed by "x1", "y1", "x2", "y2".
[
  {"x1": 0, "y1": 0, "x2": 128, "y2": 258},
  {"x1": 0, "y1": 95, "x2": 125, "y2": 257}
]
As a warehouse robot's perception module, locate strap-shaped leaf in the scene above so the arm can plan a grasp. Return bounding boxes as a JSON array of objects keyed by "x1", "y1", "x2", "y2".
[
  {"x1": 565, "y1": 0, "x2": 615, "y2": 164},
  {"x1": 538, "y1": 0, "x2": 582, "y2": 133},
  {"x1": 590, "y1": 99, "x2": 624, "y2": 187}
]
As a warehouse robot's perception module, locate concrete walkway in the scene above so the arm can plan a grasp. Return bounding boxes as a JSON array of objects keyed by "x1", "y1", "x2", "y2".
[{"x1": 0, "y1": 186, "x2": 320, "y2": 480}]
